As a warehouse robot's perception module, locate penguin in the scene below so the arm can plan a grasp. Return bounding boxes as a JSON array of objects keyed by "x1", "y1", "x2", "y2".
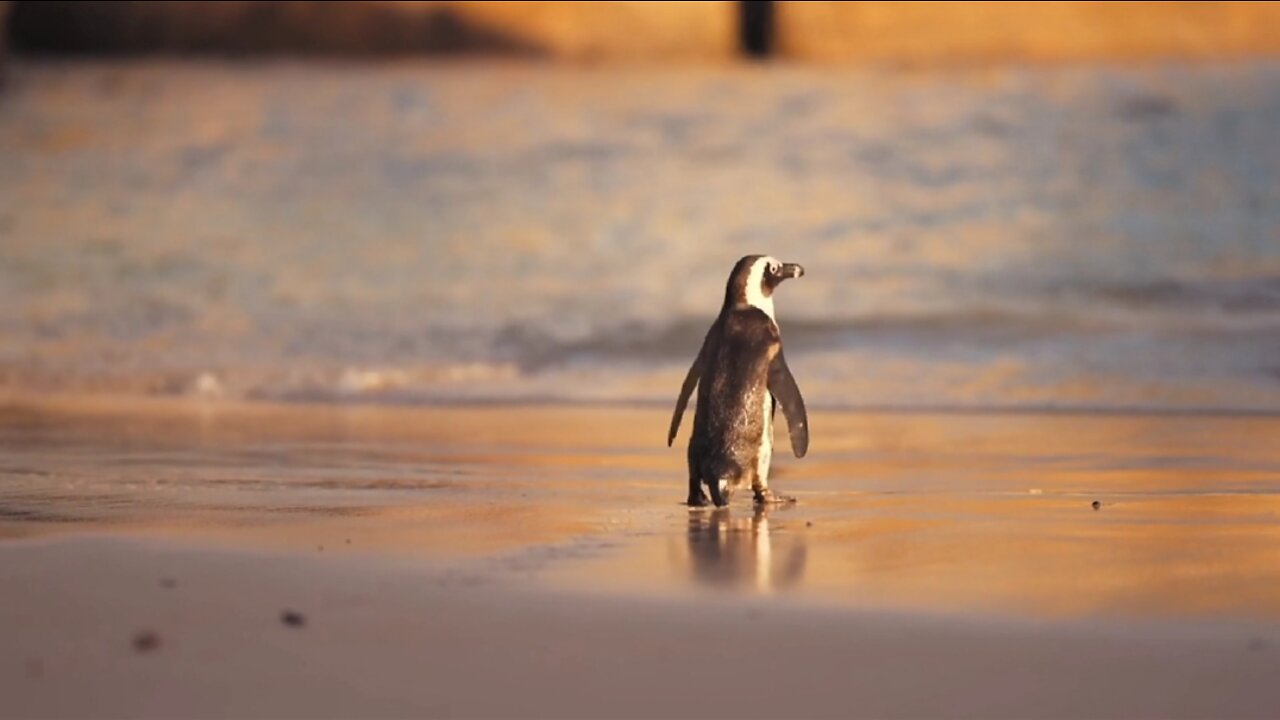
[{"x1": 668, "y1": 255, "x2": 809, "y2": 507}]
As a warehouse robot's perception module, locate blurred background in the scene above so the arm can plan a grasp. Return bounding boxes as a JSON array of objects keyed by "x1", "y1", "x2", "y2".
[{"x1": 1, "y1": 1, "x2": 1278, "y2": 412}]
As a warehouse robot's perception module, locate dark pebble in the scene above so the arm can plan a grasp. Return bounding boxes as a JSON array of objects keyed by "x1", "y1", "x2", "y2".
[
  {"x1": 1091, "y1": 500, "x2": 1102, "y2": 510},
  {"x1": 132, "y1": 631, "x2": 161, "y2": 653},
  {"x1": 281, "y1": 610, "x2": 307, "y2": 628},
  {"x1": 805, "y1": 521, "x2": 813, "y2": 528},
  {"x1": 344, "y1": 538, "x2": 351, "y2": 545},
  {"x1": 160, "y1": 577, "x2": 177, "y2": 589}
]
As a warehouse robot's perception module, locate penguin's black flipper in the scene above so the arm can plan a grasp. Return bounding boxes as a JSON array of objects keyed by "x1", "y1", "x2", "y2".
[
  {"x1": 768, "y1": 349, "x2": 809, "y2": 458},
  {"x1": 667, "y1": 350, "x2": 703, "y2": 446}
]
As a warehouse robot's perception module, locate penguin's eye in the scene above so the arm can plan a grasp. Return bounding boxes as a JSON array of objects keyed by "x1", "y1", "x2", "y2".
[{"x1": 768, "y1": 262, "x2": 780, "y2": 275}]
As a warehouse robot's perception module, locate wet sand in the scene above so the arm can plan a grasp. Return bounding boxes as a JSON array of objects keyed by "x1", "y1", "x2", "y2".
[{"x1": 3, "y1": 396, "x2": 1280, "y2": 717}]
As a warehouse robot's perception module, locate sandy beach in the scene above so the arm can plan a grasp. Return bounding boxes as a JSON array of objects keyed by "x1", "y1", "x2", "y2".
[
  {"x1": 3, "y1": 397, "x2": 1280, "y2": 718},
  {"x1": 1, "y1": 51, "x2": 1278, "y2": 718}
]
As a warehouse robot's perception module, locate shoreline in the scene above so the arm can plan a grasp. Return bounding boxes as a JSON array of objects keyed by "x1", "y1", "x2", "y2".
[{"x1": 5, "y1": 387, "x2": 1280, "y2": 420}]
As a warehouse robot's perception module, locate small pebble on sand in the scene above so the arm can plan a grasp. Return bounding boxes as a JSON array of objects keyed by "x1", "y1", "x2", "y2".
[
  {"x1": 281, "y1": 610, "x2": 307, "y2": 628},
  {"x1": 160, "y1": 577, "x2": 177, "y2": 589},
  {"x1": 132, "y1": 631, "x2": 161, "y2": 653},
  {"x1": 1091, "y1": 500, "x2": 1102, "y2": 510}
]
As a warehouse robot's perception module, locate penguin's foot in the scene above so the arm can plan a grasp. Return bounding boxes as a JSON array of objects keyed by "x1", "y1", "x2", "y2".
[
  {"x1": 686, "y1": 491, "x2": 710, "y2": 507},
  {"x1": 753, "y1": 488, "x2": 797, "y2": 506}
]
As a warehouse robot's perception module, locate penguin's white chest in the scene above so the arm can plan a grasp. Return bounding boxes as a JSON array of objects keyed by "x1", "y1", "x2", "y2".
[{"x1": 757, "y1": 391, "x2": 773, "y2": 484}]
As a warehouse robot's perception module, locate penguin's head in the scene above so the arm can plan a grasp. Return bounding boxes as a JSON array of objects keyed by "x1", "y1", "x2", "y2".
[{"x1": 724, "y1": 255, "x2": 805, "y2": 319}]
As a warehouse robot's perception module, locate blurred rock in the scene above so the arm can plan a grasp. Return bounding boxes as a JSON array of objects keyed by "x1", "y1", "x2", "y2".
[
  {"x1": 776, "y1": 1, "x2": 1280, "y2": 63},
  {"x1": 7, "y1": 1, "x2": 737, "y2": 60},
  {"x1": 1, "y1": 1, "x2": 10, "y2": 83},
  {"x1": 400, "y1": 1, "x2": 738, "y2": 60}
]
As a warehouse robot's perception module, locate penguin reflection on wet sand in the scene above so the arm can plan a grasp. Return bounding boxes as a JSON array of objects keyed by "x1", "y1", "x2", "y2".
[
  {"x1": 685, "y1": 506, "x2": 807, "y2": 593},
  {"x1": 668, "y1": 255, "x2": 809, "y2": 507}
]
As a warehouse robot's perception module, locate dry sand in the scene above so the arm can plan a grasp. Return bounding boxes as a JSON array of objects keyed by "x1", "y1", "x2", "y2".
[
  {"x1": 2, "y1": 396, "x2": 1280, "y2": 718},
  {"x1": 6, "y1": 535, "x2": 1280, "y2": 720}
]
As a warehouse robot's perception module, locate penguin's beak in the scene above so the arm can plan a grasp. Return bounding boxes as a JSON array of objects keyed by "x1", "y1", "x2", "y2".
[{"x1": 779, "y1": 263, "x2": 805, "y2": 280}]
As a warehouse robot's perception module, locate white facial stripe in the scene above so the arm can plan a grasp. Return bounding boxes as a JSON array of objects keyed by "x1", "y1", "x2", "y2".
[{"x1": 744, "y1": 256, "x2": 778, "y2": 321}]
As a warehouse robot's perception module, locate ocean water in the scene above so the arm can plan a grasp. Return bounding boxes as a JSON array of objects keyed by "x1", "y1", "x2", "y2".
[{"x1": 1, "y1": 60, "x2": 1277, "y2": 411}]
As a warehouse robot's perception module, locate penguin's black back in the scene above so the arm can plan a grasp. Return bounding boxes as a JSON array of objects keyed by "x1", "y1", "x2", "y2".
[{"x1": 689, "y1": 307, "x2": 779, "y2": 484}]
